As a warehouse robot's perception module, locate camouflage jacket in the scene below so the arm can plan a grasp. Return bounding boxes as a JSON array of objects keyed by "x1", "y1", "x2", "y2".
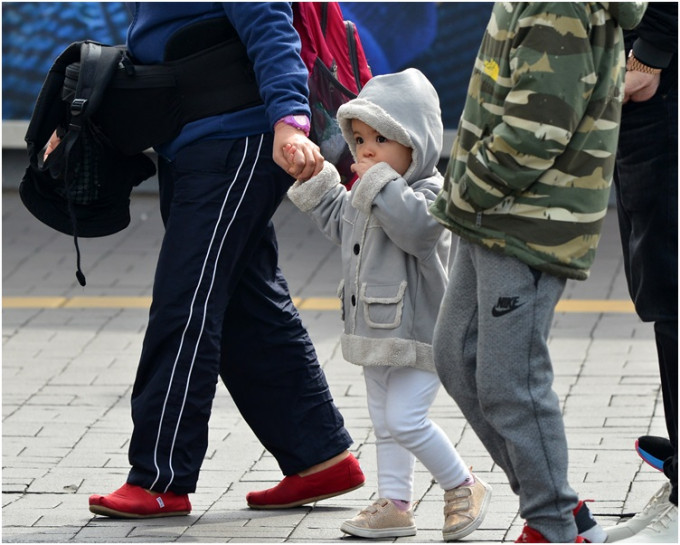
[{"x1": 430, "y1": 2, "x2": 647, "y2": 280}]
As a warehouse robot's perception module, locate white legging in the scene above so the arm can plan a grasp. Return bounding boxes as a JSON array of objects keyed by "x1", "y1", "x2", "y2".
[{"x1": 364, "y1": 366, "x2": 470, "y2": 502}]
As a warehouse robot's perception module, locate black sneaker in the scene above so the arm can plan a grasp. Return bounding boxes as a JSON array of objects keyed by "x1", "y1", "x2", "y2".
[{"x1": 636, "y1": 436, "x2": 673, "y2": 472}]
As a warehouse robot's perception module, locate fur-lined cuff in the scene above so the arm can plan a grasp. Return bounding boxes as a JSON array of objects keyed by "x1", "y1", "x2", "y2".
[
  {"x1": 287, "y1": 161, "x2": 341, "y2": 212},
  {"x1": 351, "y1": 162, "x2": 399, "y2": 214}
]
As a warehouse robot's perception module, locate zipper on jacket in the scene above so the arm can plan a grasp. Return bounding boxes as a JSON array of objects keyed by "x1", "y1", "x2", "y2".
[{"x1": 476, "y1": 212, "x2": 482, "y2": 227}]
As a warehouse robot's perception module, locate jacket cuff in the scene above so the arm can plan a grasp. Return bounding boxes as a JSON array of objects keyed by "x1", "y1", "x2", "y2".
[
  {"x1": 351, "y1": 162, "x2": 399, "y2": 214},
  {"x1": 633, "y1": 39, "x2": 674, "y2": 70},
  {"x1": 287, "y1": 161, "x2": 341, "y2": 212}
]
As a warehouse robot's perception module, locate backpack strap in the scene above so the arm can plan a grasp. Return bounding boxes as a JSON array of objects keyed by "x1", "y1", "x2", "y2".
[
  {"x1": 70, "y1": 42, "x2": 124, "y2": 129},
  {"x1": 61, "y1": 43, "x2": 125, "y2": 189},
  {"x1": 344, "y1": 21, "x2": 363, "y2": 92},
  {"x1": 24, "y1": 41, "x2": 83, "y2": 169},
  {"x1": 51, "y1": 42, "x2": 125, "y2": 287}
]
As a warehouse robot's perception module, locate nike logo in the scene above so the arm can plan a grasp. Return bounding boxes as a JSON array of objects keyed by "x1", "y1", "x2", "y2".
[{"x1": 492, "y1": 296, "x2": 524, "y2": 317}]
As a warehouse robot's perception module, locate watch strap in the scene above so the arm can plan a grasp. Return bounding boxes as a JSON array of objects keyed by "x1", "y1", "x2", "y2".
[
  {"x1": 627, "y1": 51, "x2": 662, "y2": 75},
  {"x1": 276, "y1": 114, "x2": 311, "y2": 136}
]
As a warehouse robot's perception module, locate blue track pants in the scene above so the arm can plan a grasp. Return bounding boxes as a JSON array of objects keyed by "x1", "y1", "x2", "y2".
[{"x1": 127, "y1": 135, "x2": 352, "y2": 494}]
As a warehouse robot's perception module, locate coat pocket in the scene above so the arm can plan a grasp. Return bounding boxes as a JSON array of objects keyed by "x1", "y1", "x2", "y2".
[{"x1": 360, "y1": 281, "x2": 407, "y2": 329}]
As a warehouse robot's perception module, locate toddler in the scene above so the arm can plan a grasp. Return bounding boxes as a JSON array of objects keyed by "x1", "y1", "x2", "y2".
[{"x1": 286, "y1": 68, "x2": 491, "y2": 541}]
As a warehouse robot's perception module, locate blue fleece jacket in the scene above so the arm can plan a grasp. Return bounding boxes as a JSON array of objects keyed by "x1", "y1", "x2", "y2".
[{"x1": 126, "y1": 2, "x2": 310, "y2": 159}]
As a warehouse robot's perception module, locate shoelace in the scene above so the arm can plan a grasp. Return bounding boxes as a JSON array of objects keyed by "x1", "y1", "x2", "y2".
[
  {"x1": 634, "y1": 482, "x2": 672, "y2": 519},
  {"x1": 646, "y1": 504, "x2": 677, "y2": 533}
]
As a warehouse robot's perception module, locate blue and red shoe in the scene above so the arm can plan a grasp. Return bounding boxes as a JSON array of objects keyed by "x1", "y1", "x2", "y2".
[{"x1": 636, "y1": 435, "x2": 673, "y2": 472}]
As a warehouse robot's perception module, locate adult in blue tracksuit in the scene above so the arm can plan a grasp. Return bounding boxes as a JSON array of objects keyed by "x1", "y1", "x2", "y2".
[{"x1": 88, "y1": 2, "x2": 364, "y2": 518}]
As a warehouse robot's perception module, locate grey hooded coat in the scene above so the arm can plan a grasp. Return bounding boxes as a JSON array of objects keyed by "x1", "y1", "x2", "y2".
[{"x1": 287, "y1": 68, "x2": 450, "y2": 372}]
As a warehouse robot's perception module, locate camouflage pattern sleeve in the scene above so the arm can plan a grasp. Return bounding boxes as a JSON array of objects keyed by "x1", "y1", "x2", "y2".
[{"x1": 460, "y1": 3, "x2": 597, "y2": 212}]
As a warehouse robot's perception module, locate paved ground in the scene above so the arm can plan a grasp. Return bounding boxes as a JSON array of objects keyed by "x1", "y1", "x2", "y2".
[{"x1": 2, "y1": 182, "x2": 669, "y2": 543}]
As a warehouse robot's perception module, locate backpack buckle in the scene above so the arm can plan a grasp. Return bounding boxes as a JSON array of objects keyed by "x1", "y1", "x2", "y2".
[{"x1": 70, "y1": 98, "x2": 88, "y2": 116}]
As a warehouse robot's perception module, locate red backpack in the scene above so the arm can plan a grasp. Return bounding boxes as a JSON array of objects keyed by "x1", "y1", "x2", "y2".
[{"x1": 293, "y1": 2, "x2": 372, "y2": 186}]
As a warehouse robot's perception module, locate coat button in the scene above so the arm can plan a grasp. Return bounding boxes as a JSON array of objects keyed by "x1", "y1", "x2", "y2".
[
  {"x1": 353, "y1": 243, "x2": 360, "y2": 255},
  {"x1": 351, "y1": 295, "x2": 356, "y2": 306}
]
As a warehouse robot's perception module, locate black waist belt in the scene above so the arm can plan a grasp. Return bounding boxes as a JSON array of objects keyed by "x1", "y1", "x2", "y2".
[{"x1": 62, "y1": 17, "x2": 264, "y2": 155}]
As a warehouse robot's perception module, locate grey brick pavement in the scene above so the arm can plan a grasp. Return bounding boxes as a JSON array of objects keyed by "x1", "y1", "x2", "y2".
[{"x1": 2, "y1": 187, "x2": 668, "y2": 543}]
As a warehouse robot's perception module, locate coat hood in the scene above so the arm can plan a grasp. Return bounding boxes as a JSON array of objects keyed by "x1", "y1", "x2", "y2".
[
  {"x1": 603, "y1": 2, "x2": 647, "y2": 30},
  {"x1": 337, "y1": 68, "x2": 443, "y2": 184}
]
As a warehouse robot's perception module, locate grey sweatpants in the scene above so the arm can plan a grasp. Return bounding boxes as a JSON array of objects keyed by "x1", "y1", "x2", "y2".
[{"x1": 433, "y1": 239, "x2": 578, "y2": 542}]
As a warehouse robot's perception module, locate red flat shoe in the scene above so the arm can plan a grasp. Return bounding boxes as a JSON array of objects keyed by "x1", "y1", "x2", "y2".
[
  {"x1": 89, "y1": 483, "x2": 191, "y2": 518},
  {"x1": 246, "y1": 453, "x2": 365, "y2": 509}
]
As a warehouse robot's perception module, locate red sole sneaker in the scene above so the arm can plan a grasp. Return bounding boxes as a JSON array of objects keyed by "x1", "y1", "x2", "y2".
[
  {"x1": 246, "y1": 453, "x2": 365, "y2": 509},
  {"x1": 89, "y1": 483, "x2": 191, "y2": 518}
]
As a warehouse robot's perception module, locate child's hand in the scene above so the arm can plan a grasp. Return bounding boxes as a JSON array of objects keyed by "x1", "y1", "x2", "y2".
[
  {"x1": 285, "y1": 143, "x2": 318, "y2": 182},
  {"x1": 273, "y1": 123, "x2": 323, "y2": 181},
  {"x1": 350, "y1": 158, "x2": 377, "y2": 180},
  {"x1": 283, "y1": 143, "x2": 302, "y2": 165}
]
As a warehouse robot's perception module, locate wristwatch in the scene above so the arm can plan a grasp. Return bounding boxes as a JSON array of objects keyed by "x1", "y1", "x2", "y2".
[
  {"x1": 626, "y1": 51, "x2": 662, "y2": 75},
  {"x1": 276, "y1": 114, "x2": 311, "y2": 136}
]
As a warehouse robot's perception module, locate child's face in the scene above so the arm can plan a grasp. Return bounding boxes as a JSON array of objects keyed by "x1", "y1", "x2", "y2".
[{"x1": 351, "y1": 119, "x2": 412, "y2": 176}]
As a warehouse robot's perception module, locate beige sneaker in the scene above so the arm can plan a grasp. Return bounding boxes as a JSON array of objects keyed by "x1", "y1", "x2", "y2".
[
  {"x1": 340, "y1": 498, "x2": 417, "y2": 538},
  {"x1": 442, "y1": 474, "x2": 492, "y2": 541}
]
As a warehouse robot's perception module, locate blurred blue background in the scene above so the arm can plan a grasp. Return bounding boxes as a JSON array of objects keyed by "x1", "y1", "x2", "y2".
[{"x1": 2, "y1": 2, "x2": 492, "y2": 129}]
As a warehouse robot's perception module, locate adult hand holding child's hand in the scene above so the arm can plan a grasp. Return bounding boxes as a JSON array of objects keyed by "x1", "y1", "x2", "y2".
[{"x1": 273, "y1": 122, "x2": 323, "y2": 181}]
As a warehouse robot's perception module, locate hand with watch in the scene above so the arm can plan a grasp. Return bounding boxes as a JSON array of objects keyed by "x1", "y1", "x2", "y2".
[
  {"x1": 272, "y1": 114, "x2": 323, "y2": 181},
  {"x1": 624, "y1": 50, "x2": 662, "y2": 104}
]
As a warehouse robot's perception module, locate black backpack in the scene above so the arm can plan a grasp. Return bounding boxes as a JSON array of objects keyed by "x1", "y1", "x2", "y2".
[
  {"x1": 20, "y1": 41, "x2": 157, "y2": 286},
  {"x1": 20, "y1": 21, "x2": 260, "y2": 286}
]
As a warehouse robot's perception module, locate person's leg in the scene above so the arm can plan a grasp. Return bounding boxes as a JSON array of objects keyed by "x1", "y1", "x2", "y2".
[
  {"x1": 474, "y1": 247, "x2": 576, "y2": 542},
  {"x1": 363, "y1": 366, "x2": 417, "y2": 502},
  {"x1": 614, "y1": 81, "x2": 678, "y2": 508},
  {"x1": 434, "y1": 240, "x2": 519, "y2": 492},
  {"x1": 90, "y1": 136, "x2": 275, "y2": 518},
  {"x1": 605, "y1": 325, "x2": 679, "y2": 541},
  {"x1": 339, "y1": 367, "x2": 417, "y2": 538},
  {"x1": 219, "y1": 221, "x2": 352, "y2": 474},
  {"x1": 436, "y1": 240, "x2": 578, "y2": 542},
  {"x1": 614, "y1": 91, "x2": 677, "y2": 324},
  {"x1": 656, "y1": 320, "x2": 678, "y2": 506},
  {"x1": 379, "y1": 365, "x2": 491, "y2": 541},
  {"x1": 209, "y1": 135, "x2": 362, "y2": 508},
  {"x1": 127, "y1": 137, "x2": 276, "y2": 495},
  {"x1": 379, "y1": 366, "x2": 469, "y2": 492}
]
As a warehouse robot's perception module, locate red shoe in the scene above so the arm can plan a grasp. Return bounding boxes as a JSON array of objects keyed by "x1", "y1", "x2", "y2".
[
  {"x1": 89, "y1": 483, "x2": 191, "y2": 518},
  {"x1": 246, "y1": 453, "x2": 365, "y2": 509},
  {"x1": 515, "y1": 524, "x2": 586, "y2": 543}
]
